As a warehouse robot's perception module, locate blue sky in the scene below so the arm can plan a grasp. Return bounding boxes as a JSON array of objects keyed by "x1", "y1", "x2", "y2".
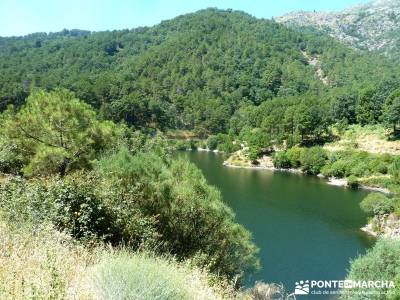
[{"x1": 0, "y1": 0, "x2": 370, "y2": 37}]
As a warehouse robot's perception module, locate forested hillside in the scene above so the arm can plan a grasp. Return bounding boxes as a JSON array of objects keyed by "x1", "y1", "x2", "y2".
[{"x1": 1, "y1": 8, "x2": 399, "y2": 136}]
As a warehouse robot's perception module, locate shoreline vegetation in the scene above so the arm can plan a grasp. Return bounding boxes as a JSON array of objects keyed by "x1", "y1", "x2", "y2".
[
  {"x1": 222, "y1": 153, "x2": 391, "y2": 194},
  {"x1": 223, "y1": 152, "x2": 400, "y2": 240},
  {"x1": 220, "y1": 147, "x2": 400, "y2": 240}
]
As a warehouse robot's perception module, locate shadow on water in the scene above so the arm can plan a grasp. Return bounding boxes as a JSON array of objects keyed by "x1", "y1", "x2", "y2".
[{"x1": 176, "y1": 151, "x2": 375, "y2": 298}]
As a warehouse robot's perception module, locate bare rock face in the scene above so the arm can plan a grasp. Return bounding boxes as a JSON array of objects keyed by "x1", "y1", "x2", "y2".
[
  {"x1": 277, "y1": 0, "x2": 400, "y2": 61},
  {"x1": 362, "y1": 213, "x2": 400, "y2": 239}
]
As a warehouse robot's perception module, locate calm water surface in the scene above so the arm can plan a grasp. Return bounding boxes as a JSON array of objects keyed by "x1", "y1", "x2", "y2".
[{"x1": 177, "y1": 151, "x2": 375, "y2": 298}]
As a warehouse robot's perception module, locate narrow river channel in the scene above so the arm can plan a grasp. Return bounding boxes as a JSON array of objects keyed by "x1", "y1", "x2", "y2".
[{"x1": 177, "y1": 151, "x2": 375, "y2": 298}]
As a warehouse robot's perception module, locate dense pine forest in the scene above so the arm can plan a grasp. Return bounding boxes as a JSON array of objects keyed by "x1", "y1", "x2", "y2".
[
  {"x1": 1, "y1": 7, "x2": 400, "y2": 300},
  {"x1": 1, "y1": 9, "x2": 400, "y2": 135}
]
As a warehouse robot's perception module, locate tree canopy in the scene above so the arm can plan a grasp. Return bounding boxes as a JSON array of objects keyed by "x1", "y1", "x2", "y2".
[
  {"x1": 1, "y1": 9, "x2": 399, "y2": 138},
  {"x1": 0, "y1": 89, "x2": 124, "y2": 176}
]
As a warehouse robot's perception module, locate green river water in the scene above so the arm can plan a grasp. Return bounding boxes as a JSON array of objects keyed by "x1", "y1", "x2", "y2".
[{"x1": 178, "y1": 151, "x2": 375, "y2": 298}]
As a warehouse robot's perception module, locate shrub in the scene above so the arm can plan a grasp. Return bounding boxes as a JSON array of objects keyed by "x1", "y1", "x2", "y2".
[
  {"x1": 248, "y1": 147, "x2": 261, "y2": 162},
  {"x1": 174, "y1": 140, "x2": 191, "y2": 150},
  {"x1": 98, "y1": 148, "x2": 260, "y2": 282},
  {"x1": 360, "y1": 193, "x2": 394, "y2": 216},
  {"x1": 299, "y1": 147, "x2": 327, "y2": 175},
  {"x1": 0, "y1": 142, "x2": 25, "y2": 174},
  {"x1": 350, "y1": 164, "x2": 370, "y2": 177},
  {"x1": 321, "y1": 160, "x2": 348, "y2": 178},
  {"x1": 206, "y1": 135, "x2": 219, "y2": 150},
  {"x1": 376, "y1": 162, "x2": 389, "y2": 175},
  {"x1": 198, "y1": 140, "x2": 207, "y2": 149},
  {"x1": 389, "y1": 157, "x2": 400, "y2": 183},
  {"x1": 244, "y1": 129, "x2": 271, "y2": 152},
  {"x1": 0, "y1": 177, "x2": 57, "y2": 224},
  {"x1": 249, "y1": 282, "x2": 289, "y2": 300},
  {"x1": 0, "y1": 220, "x2": 231, "y2": 300},
  {"x1": 48, "y1": 173, "x2": 118, "y2": 242},
  {"x1": 91, "y1": 252, "x2": 225, "y2": 300},
  {"x1": 346, "y1": 151, "x2": 372, "y2": 177},
  {"x1": 286, "y1": 147, "x2": 303, "y2": 168},
  {"x1": 347, "y1": 175, "x2": 359, "y2": 189},
  {"x1": 272, "y1": 151, "x2": 291, "y2": 169},
  {"x1": 321, "y1": 151, "x2": 394, "y2": 179},
  {"x1": 342, "y1": 239, "x2": 400, "y2": 300},
  {"x1": 0, "y1": 175, "x2": 117, "y2": 243},
  {"x1": 394, "y1": 198, "x2": 400, "y2": 216},
  {"x1": 381, "y1": 153, "x2": 393, "y2": 163},
  {"x1": 2, "y1": 147, "x2": 259, "y2": 282},
  {"x1": 217, "y1": 140, "x2": 240, "y2": 153}
]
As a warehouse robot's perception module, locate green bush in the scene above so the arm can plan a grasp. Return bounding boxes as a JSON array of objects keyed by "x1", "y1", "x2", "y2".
[
  {"x1": 0, "y1": 142, "x2": 25, "y2": 174},
  {"x1": 174, "y1": 140, "x2": 191, "y2": 151},
  {"x1": 197, "y1": 140, "x2": 207, "y2": 149},
  {"x1": 48, "y1": 174, "x2": 118, "y2": 242},
  {"x1": 350, "y1": 164, "x2": 370, "y2": 177},
  {"x1": 347, "y1": 175, "x2": 359, "y2": 189},
  {"x1": 321, "y1": 160, "x2": 348, "y2": 178},
  {"x1": 286, "y1": 147, "x2": 303, "y2": 168},
  {"x1": 91, "y1": 252, "x2": 224, "y2": 300},
  {"x1": 299, "y1": 147, "x2": 327, "y2": 175},
  {"x1": 217, "y1": 140, "x2": 240, "y2": 153},
  {"x1": 321, "y1": 151, "x2": 393, "y2": 179},
  {"x1": 0, "y1": 177, "x2": 56, "y2": 225},
  {"x1": 206, "y1": 135, "x2": 219, "y2": 150},
  {"x1": 360, "y1": 193, "x2": 394, "y2": 216},
  {"x1": 206, "y1": 134, "x2": 238, "y2": 153},
  {"x1": 389, "y1": 157, "x2": 400, "y2": 183},
  {"x1": 0, "y1": 175, "x2": 117, "y2": 242},
  {"x1": 272, "y1": 151, "x2": 291, "y2": 169},
  {"x1": 98, "y1": 148, "x2": 260, "y2": 281},
  {"x1": 248, "y1": 147, "x2": 261, "y2": 163},
  {"x1": 343, "y1": 239, "x2": 400, "y2": 300},
  {"x1": 376, "y1": 162, "x2": 389, "y2": 175},
  {"x1": 347, "y1": 153, "x2": 371, "y2": 177}
]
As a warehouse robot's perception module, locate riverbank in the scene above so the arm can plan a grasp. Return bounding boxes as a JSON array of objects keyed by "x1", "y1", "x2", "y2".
[
  {"x1": 325, "y1": 177, "x2": 391, "y2": 194},
  {"x1": 361, "y1": 214, "x2": 400, "y2": 239},
  {"x1": 223, "y1": 150, "x2": 391, "y2": 194}
]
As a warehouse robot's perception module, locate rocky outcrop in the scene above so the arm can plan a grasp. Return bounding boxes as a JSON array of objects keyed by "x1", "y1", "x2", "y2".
[
  {"x1": 277, "y1": 0, "x2": 400, "y2": 61},
  {"x1": 361, "y1": 213, "x2": 400, "y2": 239}
]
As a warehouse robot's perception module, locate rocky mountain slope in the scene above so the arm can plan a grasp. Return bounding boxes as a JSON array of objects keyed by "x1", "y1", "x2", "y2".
[{"x1": 277, "y1": 0, "x2": 400, "y2": 61}]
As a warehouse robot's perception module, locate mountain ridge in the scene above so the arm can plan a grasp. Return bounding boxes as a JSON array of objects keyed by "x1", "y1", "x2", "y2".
[{"x1": 277, "y1": 0, "x2": 400, "y2": 60}]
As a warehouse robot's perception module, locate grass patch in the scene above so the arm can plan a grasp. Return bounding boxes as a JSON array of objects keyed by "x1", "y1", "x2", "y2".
[
  {"x1": 0, "y1": 220, "x2": 98, "y2": 299},
  {"x1": 325, "y1": 124, "x2": 400, "y2": 155},
  {"x1": 0, "y1": 219, "x2": 237, "y2": 300},
  {"x1": 91, "y1": 252, "x2": 228, "y2": 300}
]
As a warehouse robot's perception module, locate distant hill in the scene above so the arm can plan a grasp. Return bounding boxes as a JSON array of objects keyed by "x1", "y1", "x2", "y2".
[
  {"x1": 277, "y1": 0, "x2": 400, "y2": 61},
  {"x1": 0, "y1": 8, "x2": 399, "y2": 133}
]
